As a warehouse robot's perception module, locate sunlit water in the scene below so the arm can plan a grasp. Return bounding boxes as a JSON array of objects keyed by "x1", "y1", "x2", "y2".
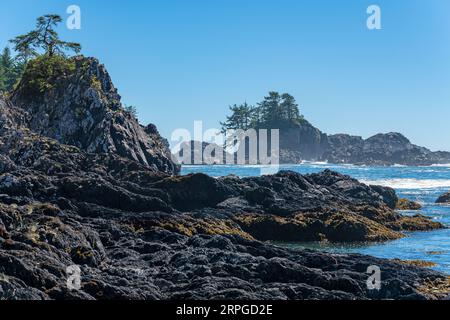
[{"x1": 182, "y1": 163, "x2": 450, "y2": 273}]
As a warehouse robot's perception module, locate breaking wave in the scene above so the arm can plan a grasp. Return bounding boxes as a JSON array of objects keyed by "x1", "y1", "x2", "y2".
[{"x1": 361, "y1": 178, "x2": 450, "y2": 189}]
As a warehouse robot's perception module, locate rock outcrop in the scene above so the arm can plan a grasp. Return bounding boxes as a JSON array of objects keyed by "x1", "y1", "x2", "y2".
[
  {"x1": 436, "y1": 192, "x2": 450, "y2": 204},
  {"x1": 323, "y1": 132, "x2": 450, "y2": 166},
  {"x1": 1, "y1": 58, "x2": 449, "y2": 300},
  {"x1": 10, "y1": 56, "x2": 179, "y2": 175},
  {"x1": 176, "y1": 127, "x2": 450, "y2": 166},
  {"x1": 0, "y1": 116, "x2": 447, "y2": 299},
  {"x1": 396, "y1": 198, "x2": 423, "y2": 211}
]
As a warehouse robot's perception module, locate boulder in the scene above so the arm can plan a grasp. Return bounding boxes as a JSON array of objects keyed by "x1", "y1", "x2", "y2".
[
  {"x1": 436, "y1": 191, "x2": 450, "y2": 204},
  {"x1": 396, "y1": 198, "x2": 423, "y2": 210}
]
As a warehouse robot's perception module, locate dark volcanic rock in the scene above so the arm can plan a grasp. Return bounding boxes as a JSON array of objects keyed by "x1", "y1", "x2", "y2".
[
  {"x1": 11, "y1": 57, "x2": 179, "y2": 175},
  {"x1": 324, "y1": 132, "x2": 450, "y2": 166},
  {"x1": 152, "y1": 173, "x2": 235, "y2": 211},
  {"x1": 221, "y1": 170, "x2": 442, "y2": 243},
  {"x1": 436, "y1": 191, "x2": 450, "y2": 204},
  {"x1": 279, "y1": 121, "x2": 329, "y2": 161},
  {"x1": 1, "y1": 63, "x2": 449, "y2": 300}
]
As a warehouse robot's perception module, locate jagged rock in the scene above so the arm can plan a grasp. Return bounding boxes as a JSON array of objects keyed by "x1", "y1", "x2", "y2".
[
  {"x1": 323, "y1": 132, "x2": 450, "y2": 166},
  {"x1": 1, "y1": 64, "x2": 449, "y2": 300},
  {"x1": 153, "y1": 174, "x2": 235, "y2": 211},
  {"x1": 436, "y1": 191, "x2": 450, "y2": 204},
  {"x1": 10, "y1": 57, "x2": 179, "y2": 174},
  {"x1": 279, "y1": 121, "x2": 329, "y2": 160}
]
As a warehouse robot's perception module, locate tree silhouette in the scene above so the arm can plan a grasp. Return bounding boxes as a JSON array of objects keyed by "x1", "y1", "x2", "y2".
[
  {"x1": 221, "y1": 92, "x2": 303, "y2": 131},
  {"x1": 10, "y1": 14, "x2": 81, "y2": 60}
]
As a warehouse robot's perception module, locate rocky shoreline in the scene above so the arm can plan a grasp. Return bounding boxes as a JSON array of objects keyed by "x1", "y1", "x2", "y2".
[{"x1": 1, "y1": 56, "x2": 449, "y2": 300}]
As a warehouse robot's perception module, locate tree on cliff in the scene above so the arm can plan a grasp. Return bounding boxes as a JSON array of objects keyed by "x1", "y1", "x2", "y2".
[
  {"x1": 221, "y1": 102, "x2": 254, "y2": 133},
  {"x1": 258, "y1": 91, "x2": 282, "y2": 125},
  {"x1": 10, "y1": 14, "x2": 81, "y2": 59},
  {"x1": 280, "y1": 93, "x2": 301, "y2": 122}
]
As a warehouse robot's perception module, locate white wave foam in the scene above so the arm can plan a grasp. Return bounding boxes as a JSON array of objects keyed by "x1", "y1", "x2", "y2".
[
  {"x1": 361, "y1": 179, "x2": 450, "y2": 189},
  {"x1": 300, "y1": 161, "x2": 329, "y2": 165},
  {"x1": 430, "y1": 163, "x2": 450, "y2": 167}
]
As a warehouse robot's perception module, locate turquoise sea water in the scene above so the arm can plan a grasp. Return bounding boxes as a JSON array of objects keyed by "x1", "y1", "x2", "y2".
[{"x1": 181, "y1": 163, "x2": 450, "y2": 274}]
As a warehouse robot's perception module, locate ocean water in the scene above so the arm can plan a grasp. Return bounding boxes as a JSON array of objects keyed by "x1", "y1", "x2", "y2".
[{"x1": 181, "y1": 163, "x2": 450, "y2": 274}]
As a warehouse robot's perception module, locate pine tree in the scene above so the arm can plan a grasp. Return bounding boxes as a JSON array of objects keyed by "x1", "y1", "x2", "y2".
[
  {"x1": 0, "y1": 47, "x2": 19, "y2": 91},
  {"x1": 221, "y1": 103, "x2": 254, "y2": 132},
  {"x1": 0, "y1": 64, "x2": 6, "y2": 92},
  {"x1": 281, "y1": 93, "x2": 300, "y2": 123},
  {"x1": 258, "y1": 91, "x2": 282, "y2": 126},
  {"x1": 221, "y1": 92, "x2": 304, "y2": 131},
  {"x1": 10, "y1": 14, "x2": 81, "y2": 59}
]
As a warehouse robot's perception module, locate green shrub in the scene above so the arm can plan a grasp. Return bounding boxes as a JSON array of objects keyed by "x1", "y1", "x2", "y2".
[{"x1": 18, "y1": 55, "x2": 76, "y2": 99}]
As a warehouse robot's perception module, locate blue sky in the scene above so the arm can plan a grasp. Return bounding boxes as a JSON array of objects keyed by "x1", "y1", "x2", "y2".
[{"x1": 1, "y1": 0, "x2": 450, "y2": 150}]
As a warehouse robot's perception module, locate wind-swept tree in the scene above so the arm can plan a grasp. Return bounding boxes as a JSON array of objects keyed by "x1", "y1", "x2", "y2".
[{"x1": 10, "y1": 14, "x2": 81, "y2": 59}]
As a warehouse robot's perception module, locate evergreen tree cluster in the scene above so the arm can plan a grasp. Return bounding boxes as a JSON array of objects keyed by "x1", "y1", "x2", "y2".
[
  {"x1": 221, "y1": 91, "x2": 304, "y2": 132},
  {"x1": 1, "y1": 14, "x2": 82, "y2": 93}
]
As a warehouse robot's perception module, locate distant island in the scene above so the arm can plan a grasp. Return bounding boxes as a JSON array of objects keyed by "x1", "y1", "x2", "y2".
[{"x1": 175, "y1": 92, "x2": 450, "y2": 166}]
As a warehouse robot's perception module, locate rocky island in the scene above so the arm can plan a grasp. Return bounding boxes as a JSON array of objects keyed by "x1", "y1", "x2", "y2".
[
  {"x1": 182, "y1": 93, "x2": 450, "y2": 166},
  {"x1": 1, "y1": 53, "x2": 449, "y2": 300}
]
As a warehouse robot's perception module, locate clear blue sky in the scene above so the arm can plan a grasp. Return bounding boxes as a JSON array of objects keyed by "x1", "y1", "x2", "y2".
[{"x1": 1, "y1": 0, "x2": 450, "y2": 151}]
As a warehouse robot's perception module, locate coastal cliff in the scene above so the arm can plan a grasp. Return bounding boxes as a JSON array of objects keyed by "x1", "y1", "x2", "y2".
[
  {"x1": 0, "y1": 57, "x2": 449, "y2": 300},
  {"x1": 10, "y1": 56, "x2": 179, "y2": 175}
]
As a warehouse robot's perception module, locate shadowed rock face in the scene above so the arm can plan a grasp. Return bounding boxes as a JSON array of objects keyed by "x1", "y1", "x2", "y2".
[
  {"x1": 10, "y1": 56, "x2": 179, "y2": 175},
  {"x1": 1, "y1": 60, "x2": 449, "y2": 300}
]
